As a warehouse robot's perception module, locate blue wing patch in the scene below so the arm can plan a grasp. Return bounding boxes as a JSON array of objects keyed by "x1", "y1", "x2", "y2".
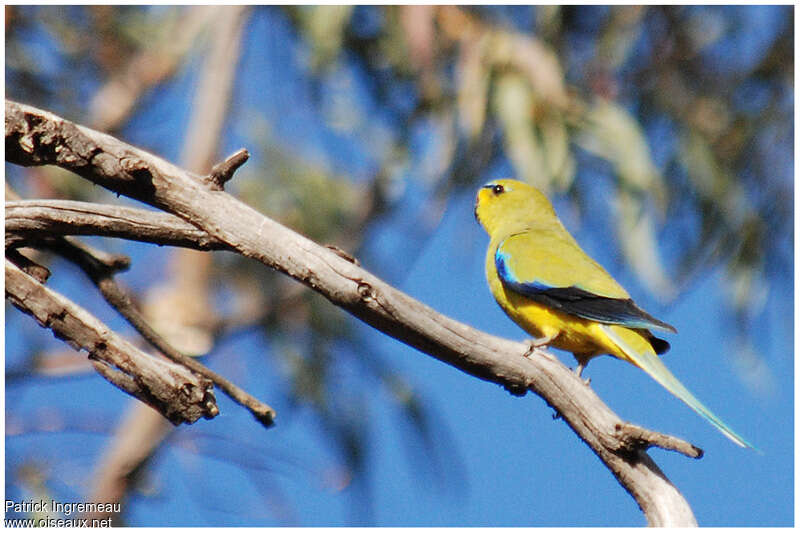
[{"x1": 495, "y1": 248, "x2": 676, "y2": 335}]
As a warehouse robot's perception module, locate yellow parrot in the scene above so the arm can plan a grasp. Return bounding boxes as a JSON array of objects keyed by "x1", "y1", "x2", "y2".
[{"x1": 474, "y1": 178, "x2": 754, "y2": 448}]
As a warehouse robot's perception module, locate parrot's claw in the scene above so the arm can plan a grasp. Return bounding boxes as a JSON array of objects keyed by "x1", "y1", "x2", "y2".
[
  {"x1": 530, "y1": 334, "x2": 556, "y2": 348},
  {"x1": 574, "y1": 360, "x2": 591, "y2": 386},
  {"x1": 523, "y1": 336, "x2": 557, "y2": 361}
]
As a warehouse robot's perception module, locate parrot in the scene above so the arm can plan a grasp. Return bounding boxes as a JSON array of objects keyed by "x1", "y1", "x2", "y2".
[{"x1": 474, "y1": 178, "x2": 754, "y2": 449}]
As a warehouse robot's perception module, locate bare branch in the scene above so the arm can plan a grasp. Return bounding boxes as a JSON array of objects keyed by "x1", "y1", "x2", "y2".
[
  {"x1": 45, "y1": 235, "x2": 277, "y2": 427},
  {"x1": 5, "y1": 100, "x2": 700, "y2": 525},
  {"x1": 5, "y1": 259, "x2": 218, "y2": 425},
  {"x1": 6, "y1": 248, "x2": 51, "y2": 283},
  {"x1": 6, "y1": 200, "x2": 226, "y2": 250},
  {"x1": 5, "y1": 198, "x2": 276, "y2": 426}
]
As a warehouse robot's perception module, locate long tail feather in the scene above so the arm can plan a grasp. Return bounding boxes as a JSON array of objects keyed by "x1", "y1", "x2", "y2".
[{"x1": 600, "y1": 325, "x2": 756, "y2": 449}]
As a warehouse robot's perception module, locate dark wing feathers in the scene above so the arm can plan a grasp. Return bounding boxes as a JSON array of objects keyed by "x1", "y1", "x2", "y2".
[{"x1": 496, "y1": 253, "x2": 677, "y2": 334}]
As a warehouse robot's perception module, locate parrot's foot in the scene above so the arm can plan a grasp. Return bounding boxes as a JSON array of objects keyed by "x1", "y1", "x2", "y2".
[
  {"x1": 523, "y1": 336, "x2": 557, "y2": 361},
  {"x1": 574, "y1": 360, "x2": 591, "y2": 386},
  {"x1": 529, "y1": 333, "x2": 556, "y2": 348}
]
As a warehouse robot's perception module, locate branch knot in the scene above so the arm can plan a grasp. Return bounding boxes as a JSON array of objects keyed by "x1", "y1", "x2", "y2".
[{"x1": 357, "y1": 281, "x2": 375, "y2": 302}]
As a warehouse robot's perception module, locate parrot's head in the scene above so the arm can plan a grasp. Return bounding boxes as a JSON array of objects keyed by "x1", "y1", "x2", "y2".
[{"x1": 474, "y1": 178, "x2": 556, "y2": 236}]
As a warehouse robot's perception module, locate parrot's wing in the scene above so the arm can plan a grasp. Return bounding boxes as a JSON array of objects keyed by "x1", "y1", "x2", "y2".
[{"x1": 496, "y1": 231, "x2": 676, "y2": 333}]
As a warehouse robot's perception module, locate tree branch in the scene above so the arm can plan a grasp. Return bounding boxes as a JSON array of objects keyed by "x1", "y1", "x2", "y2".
[
  {"x1": 6, "y1": 199, "x2": 227, "y2": 250},
  {"x1": 5, "y1": 259, "x2": 218, "y2": 425},
  {"x1": 48, "y1": 235, "x2": 277, "y2": 427},
  {"x1": 5, "y1": 199, "x2": 276, "y2": 426},
  {"x1": 6, "y1": 99, "x2": 700, "y2": 525}
]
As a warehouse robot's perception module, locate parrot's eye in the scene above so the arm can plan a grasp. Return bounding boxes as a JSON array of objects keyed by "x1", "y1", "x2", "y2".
[{"x1": 492, "y1": 184, "x2": 505, "y2": 195}]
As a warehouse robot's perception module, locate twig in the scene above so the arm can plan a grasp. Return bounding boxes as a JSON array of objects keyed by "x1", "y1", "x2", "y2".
[
  {"x1": 615, "y1": 422, "x2": 704, "y2": 459},
  {"x1": 5, "y1": 259, "x2": 218, "y2": 424},
  {"x1": 6, "y1": 200, "x2": 227, "y2": 250},
  {"x1": 52, "y1": 238, "x2": 277, "y2": 427},
  {"x1": 6, "y1": 193, "x2": 275, "y2": 425},
  {"x1": 6, "y1": 248, "x2": 50, "y2": 283},
  {"x1": 205, "y1": 148, "x2": 249, "y2": 191},
  {"x1": 8, "y1": 202, "x2": 278, "y2": 427}
]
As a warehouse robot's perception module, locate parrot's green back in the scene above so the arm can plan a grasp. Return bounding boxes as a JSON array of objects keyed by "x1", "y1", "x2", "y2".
[
  {"x1": 497, "y1": 229, "x2": 630, "y2": 300},
  {"x1": 474, "y1": 178, "x2": 755, "y2": 449}
]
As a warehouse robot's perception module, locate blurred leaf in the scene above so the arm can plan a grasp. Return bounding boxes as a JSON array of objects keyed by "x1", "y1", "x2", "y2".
[
  {"x1": 535, "y1": 6, "x2": 562, "y2": 43},
  {"x1": 492, "y1": 73, "x2": 549, "y2": 192},
  {"x1": 678, "y1": 130, "x2": 750, "y2": 225},
  {"x1": 727, "y1": 260, "x2": 767, "y2": 318},
  {"x1": 727, "y1": 217, "x2": 767, "y2": 320},
  {"x1": 376, "y1": 7, "x2": 419, "y2": 78},
  {"x1": 492, "y1": 72, "x2": 574, "y2": 193},
  {"x1": 538, "y1": 107, "x2": 575, "y2": 191},
  {"x1": 597, "y1": 6, "x2": 646, "y2": 70},
  {"x1": 677, "y1": 130, "x2": 767, "y2": 318},
  {"x1": 488, "y1": 29, "x2": 568, "y2": 109},
  {"x1": 575, "y1": 99, "x2": 667, "y2": 211},
  {"x1": 456, "y1": 32, "x2": 490, "y2": 141},
  {"x1": 399, "y1": 6, "x2": 436, "y2": 75},
  {"x1": 614, "y1": 188, "x2": 676, "y2": 300},
  {"x1": 238, "y1": 123, "x2": 365, "y2": 245},
  {"x1": 684, "y1": 6, "x2": 727, "y2": 54},
  {"x1": 17, "y1": 463, "x2": 55, "y2": 522},
  {"x1": 281, "y1": 340, "x2": 327, "y2": 408},
  {"x1": 297, "y1": 5, "x2": 353, "y2": 71},
  {"x1": 688, "y1": 96, "x2": 732, "y2": 140}
]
